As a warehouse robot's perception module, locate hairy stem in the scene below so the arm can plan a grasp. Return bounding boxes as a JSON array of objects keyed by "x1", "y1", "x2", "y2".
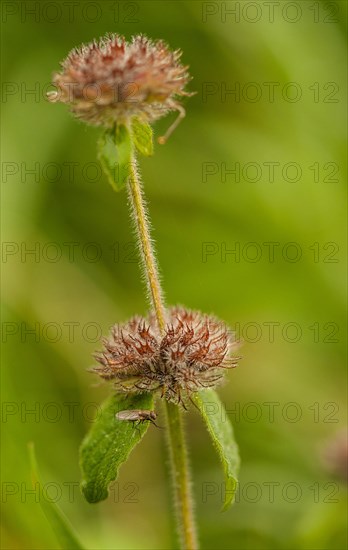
[
  {"x1": 165, "y1": 401, "x2": 198, "y2": 550},
  {"x1": 127, "y1": 159, "x2": 166, "y2": 333},
  {"x1": 127, "y1": 154, "x2": 198, "y2": 550}
]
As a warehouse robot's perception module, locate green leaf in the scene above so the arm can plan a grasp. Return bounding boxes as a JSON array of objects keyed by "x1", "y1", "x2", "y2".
[
  {"x1": 98, "y1": 124, "x2": 132, "y2": 191},
  {"x1": 131, "y1": 118, "x2": 154, "y2": 156},
  {"x1": 28, "y1": 442, "x2": 85, "y2": 550},
  {"x1": 80, "y1": 393, "x2": 154, "y2": 503},
  {"x1": 193, "y1": 389, "x2": 240, "y2": 511}
]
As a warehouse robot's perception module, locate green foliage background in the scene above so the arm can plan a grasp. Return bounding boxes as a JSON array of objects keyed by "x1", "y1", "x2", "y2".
[{"x1": 1, "y1": 1, "x2": 347, "y2": 548}]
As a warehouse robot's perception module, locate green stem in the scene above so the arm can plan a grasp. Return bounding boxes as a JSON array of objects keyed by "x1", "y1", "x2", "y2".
[
  {"x1": 128, "y1": 158, "x2": 166, "y2": 333},
  {"x1": 127, "y1": 154, "x2": 198, "y2": 550},
  {"x1": 165, "y1": 401, "x2": 198, "y2": 550}
]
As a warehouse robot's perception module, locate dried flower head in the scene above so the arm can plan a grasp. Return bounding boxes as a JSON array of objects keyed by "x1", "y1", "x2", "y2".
[
  {"x1": 48, "y1": 33, "x2": 192, "y2": 133},
  {"x1": 93, "y1": 307, "x2": 239, "y2": 405}
]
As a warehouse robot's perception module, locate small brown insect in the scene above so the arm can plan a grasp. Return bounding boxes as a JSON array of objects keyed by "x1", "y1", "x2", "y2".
[{"x1": 116, "y1": 409, "x2": 161, "y2": 428}]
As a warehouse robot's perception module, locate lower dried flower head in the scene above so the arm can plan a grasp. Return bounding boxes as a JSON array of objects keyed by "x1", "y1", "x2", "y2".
[
  {"x1": 48, "y1": 33, "x2": 192, "y2": 129},
  {"x1": 93, "y1": 307, "x2": 240, "y2": 405}
]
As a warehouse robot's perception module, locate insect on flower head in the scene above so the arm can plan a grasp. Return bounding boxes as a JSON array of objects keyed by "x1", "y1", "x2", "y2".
[{"x1": 116, "y1": 409, "x2": 161, "y2": 428}]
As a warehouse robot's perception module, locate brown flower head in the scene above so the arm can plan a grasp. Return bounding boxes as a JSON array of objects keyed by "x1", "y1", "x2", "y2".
[
  {"x1": 93, "y1": 307, "x2": 239, "y2": 405},
  {"x1": 48, "y1": 34, "x2": 192, "y2": 130}
]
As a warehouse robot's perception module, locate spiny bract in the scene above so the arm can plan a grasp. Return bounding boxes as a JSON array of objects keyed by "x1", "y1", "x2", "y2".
[
  {"x1": 48, "y1": 34, "x2": 192, "y2": 127},
  {"x1": 93, "y1": 307, "x2": 240, "y2": 405}
]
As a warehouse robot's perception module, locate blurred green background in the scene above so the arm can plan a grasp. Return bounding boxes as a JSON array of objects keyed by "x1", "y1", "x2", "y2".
[{"x1": 1, "y1": 1, "x2": 347, "y2": 549}]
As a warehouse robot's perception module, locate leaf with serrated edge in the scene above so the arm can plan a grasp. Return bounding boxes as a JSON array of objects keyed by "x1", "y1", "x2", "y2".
[
  {"x1": 80, "y1": 393, "x2": 154, "y2": 503},
  {"x1": 193, "y1": 389, "x2": 240, "y2": 510},
  {"x1": 28, "y1": 443, "x2": 85, "y2": 550},
  {"x1": 98, "y1": 124, "x2": 132, "y2": 192},
  {"x1": 131, "y1": 118, "x2": 154, "y2": 156}
]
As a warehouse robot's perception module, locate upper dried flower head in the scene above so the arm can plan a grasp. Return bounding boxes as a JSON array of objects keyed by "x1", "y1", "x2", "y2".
[
  {"x1": 93, "y1": 307, "x2": 240, "y2": 405},
  {"x1": 48, "y1": 33, "x2": 192, "y2": 131}
]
